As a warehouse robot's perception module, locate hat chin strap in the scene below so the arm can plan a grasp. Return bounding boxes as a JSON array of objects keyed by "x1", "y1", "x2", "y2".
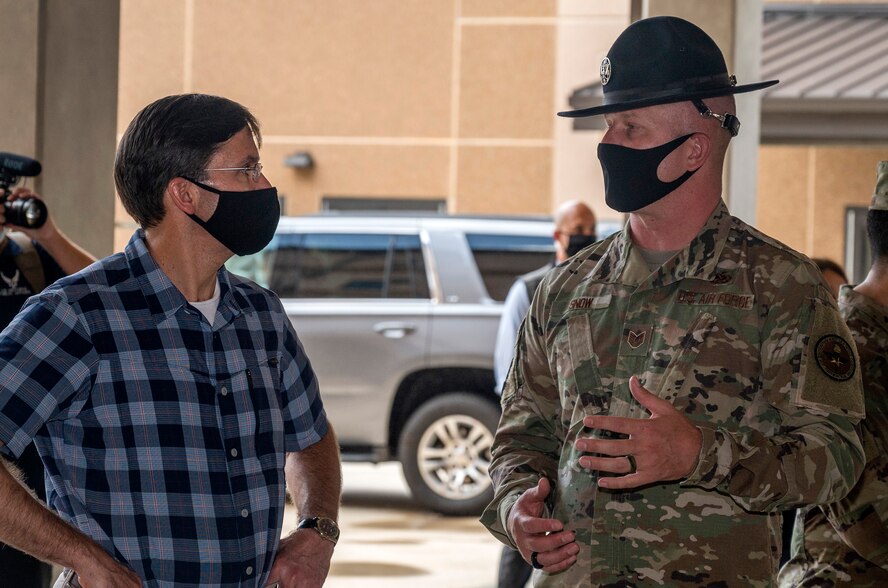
[{"x1": 692, "y1": 98, "x2": 740, "y2": 137}]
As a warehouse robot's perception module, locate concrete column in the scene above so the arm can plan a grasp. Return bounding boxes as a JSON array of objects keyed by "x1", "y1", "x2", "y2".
[
  {"x1": 1, "y1": 2, "x2": 41, "y2": 157},
  {"x1": 642, "y1": 0, "x2": 764, "y2": 224},
  {"x1": 0, "y1": 0, "x2": 119, "y2": 258},
  {"x1": 552, "y1": 2, "x2": 631, "y2": 225}
]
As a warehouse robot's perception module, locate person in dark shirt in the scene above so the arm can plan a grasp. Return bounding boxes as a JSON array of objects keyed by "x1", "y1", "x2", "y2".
[{"x1": 0, "y1": 186, "x2": 95, "y2": 588}]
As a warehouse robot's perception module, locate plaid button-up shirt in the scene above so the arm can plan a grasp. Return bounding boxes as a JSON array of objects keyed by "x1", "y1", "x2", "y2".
[{"x1": 0, "y1": 230, "x2": 328, "y2": 587}]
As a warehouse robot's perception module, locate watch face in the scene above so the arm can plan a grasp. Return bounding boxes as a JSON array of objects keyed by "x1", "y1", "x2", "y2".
[{"x1": 318, "y1": 518, "x2": 339, "y2": 539}]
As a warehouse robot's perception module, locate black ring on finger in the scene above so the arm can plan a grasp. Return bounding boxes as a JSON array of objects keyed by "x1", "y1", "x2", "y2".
[{"x1": 530, "y1": 551, "x2": 543, "y2": 569}]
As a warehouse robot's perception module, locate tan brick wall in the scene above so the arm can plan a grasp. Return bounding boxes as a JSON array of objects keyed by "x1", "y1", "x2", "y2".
[
  {"x1": 121, "y1": 0, "x2": 887, "y2": 264},
  {"x1": 192, "y1": 1, "x2": 455, "y2": 139},
  {"x1": 810, "y1": 148, "x2": 884, "y2": 261},
  {"x1": 462, "y1": 0, "x2": 556, "y2": 17},
  {"x1": 769, "y1": 0, "x2": 886, "y2": 3},
  {"x1": 117, "y1": 0, "x2": 187, "y2": 132},
  {"x1": 261, "y1": 143, "x2": 450, "y2": 216},
  {"x1": 115, "y1": 0, "x2": 590, "y2": 250},
  {"x1": 456, "y1": 146, "x2": 552, "y2": 214},
  {"x1": 553, "y1": 9, "x2": 629, "y2": 224},
  {"x1": 757, "y1": 146, "x2": 810, "y2": 253},
  {"x1": 458, "y1": 25, "x2": 555, "y2": 139},
  {"x1": 758, "y1": 145, "x2": 885, "y2": 267}
]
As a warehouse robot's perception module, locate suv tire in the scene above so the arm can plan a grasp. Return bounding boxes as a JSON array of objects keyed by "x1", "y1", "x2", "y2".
[{"x1": 399, "y1": 393, "x2": 500, "y2": 516}]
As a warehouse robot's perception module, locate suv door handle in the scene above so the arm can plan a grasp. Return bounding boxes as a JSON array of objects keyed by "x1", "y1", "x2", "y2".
[{"x1": 373, "y1": 322, "x2": 417, "y2": 339}]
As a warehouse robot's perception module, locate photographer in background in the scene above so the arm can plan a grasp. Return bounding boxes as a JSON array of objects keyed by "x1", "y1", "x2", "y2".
[
  {"x1": 0, "y1": 185, "x2": 96, "y2": 588},
  {"x1": 0, "y1": 187, "x2": 96, "y2": 324}
]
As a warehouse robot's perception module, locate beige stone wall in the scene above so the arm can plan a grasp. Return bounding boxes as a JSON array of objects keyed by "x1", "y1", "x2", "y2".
[
  {"x1": 1, "y1": 1, "x2": 40, "y2": 157},
  {"x1": 772, "y1": 0, "x2": 886, "y2": 3},
  {"x1": 462, "y1": 0, "x2": 556, "y2": 17},
  {"x1": 458, "y1": 25, "x2": 555, "y2": 140},
  {"x1": 553, "y1": 2, "x2": 629, "y2": 224},
  {"x1": 754, "y1": 0, "x2": 888, "y2": 273},
  {"x1": 116, "y1": 0, "x2": 627, "y2": 250},
  {"x1": 758, "y1": 145, "x2": 884, "y2": 268},
  {"x1": 262, "y1": 143, "x2": 450, "y2": 215},
  {"x1": 757, "y1": 147, "x2": 811, "y2": 254},
  {"x1": 644, "y1": 0, "x2": 736, "y2": 64},
  {"x1": 1, "y1": 0, "x2": 120, "y2": 258},
  {"x1": 117, "y1": 0, "x2": 877, "y2": 270}
]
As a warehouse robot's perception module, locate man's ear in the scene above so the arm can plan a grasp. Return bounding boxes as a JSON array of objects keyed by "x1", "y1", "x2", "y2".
[
  {"x1": 686, "y1": 133, "x2": 711, "y2": 171},
  {"x1": 166, "y1": 177, "x2": 198, "y2": 215},
  {"x1": 553, "y1": 229, "x2": 568, "y2": 256}
]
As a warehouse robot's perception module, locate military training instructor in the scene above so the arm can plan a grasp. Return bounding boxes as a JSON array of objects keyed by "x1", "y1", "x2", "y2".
[{"x1": 481, "y1": 16, "x2": 865, "y2": 587}]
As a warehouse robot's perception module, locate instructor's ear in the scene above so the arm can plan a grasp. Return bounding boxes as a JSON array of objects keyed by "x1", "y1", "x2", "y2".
[{"x1": 685, "y1": 133, "x2": 711, "y2": 171}]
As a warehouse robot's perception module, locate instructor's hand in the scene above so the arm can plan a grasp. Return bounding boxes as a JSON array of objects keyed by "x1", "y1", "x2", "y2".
[
  {"x1": 577, "y1": 375, "x2": 702, "y2": 490},
  {"x1": 507, "y1": 477, "x2": 578, "y2": 574}
]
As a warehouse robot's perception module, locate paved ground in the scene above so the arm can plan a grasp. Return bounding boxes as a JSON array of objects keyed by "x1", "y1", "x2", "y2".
[{"x1": 281, "y1": 462, "x2": 506, "y2": 588}]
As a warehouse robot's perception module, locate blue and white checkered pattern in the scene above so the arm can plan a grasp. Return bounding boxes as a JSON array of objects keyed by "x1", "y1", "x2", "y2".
[{"x1": 0, "y1": 230, "x2": 328, "y2": 587}]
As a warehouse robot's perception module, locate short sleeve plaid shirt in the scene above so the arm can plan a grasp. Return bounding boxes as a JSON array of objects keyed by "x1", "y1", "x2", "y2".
[{"x1": 0, "y1": 230, "x2": 328, "y2": 587}]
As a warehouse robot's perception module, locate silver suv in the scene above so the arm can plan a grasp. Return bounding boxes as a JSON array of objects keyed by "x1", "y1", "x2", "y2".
[{"x1": 227, "y1": 214, "x2": 554, "y2": 515}]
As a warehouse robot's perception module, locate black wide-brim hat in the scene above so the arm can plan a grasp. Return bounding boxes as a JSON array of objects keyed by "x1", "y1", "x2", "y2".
[{"x1": 558, "y1": 16, "x2": 778, "y2": 118}]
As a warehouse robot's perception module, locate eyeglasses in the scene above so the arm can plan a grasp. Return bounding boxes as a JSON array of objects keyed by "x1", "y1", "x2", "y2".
[{"x1": 204, "y1": 162, "x2": 264, "y2": 182}]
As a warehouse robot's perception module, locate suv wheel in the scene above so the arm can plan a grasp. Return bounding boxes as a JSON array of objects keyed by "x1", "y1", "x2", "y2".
[{"x1": 399, "y1": 393, "x2": 500, "y2": 516}]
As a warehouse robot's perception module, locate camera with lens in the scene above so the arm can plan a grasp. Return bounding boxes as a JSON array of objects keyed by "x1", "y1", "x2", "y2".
[{"x1": 0, "y1": 152, "x2": 48, "y2": 229}]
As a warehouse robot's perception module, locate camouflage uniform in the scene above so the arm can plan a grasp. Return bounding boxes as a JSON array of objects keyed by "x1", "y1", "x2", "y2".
[
  {"x1": 779, "y1": 285, "x2": 888, "y2": 587},
  {"x1": 481, "y1": 201, "x2": 865, "y2": 587}
]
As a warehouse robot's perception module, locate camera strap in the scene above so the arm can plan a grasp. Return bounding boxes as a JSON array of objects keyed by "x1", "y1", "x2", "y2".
[{"x1": 3, "y1": 232, "x2": 46, "y2": 292}]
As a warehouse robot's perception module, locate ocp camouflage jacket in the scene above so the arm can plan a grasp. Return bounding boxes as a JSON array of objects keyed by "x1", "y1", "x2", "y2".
[
  {"x1": 780, "y1": 285, "x2": 888, "y2": 587},
  {"x1": 482, "y1": 200, "x2": 865, "y2": 587}
]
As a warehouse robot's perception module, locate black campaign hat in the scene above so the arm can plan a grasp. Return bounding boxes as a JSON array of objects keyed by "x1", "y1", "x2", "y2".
[{"x1": 558, "y1": 16, "x2": 778, "y2": 118}]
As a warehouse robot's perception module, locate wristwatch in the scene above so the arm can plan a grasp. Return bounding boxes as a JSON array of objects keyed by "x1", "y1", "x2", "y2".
[{"x1": 297, "y1": 516, "x2": 340, "y2": 545}]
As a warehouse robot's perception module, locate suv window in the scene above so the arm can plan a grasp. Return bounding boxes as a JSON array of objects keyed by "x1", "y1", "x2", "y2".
[
  {"x1": 465, "y1": 233, "x2": 554, "y2": 301},
  {"x1": 228, "y1": 233, "x2": 430, "y2": 299}
]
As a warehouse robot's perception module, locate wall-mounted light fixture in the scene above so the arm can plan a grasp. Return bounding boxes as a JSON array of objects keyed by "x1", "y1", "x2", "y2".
[{"x1": 284, "y1": 151, "x2": 314, "y2": 170}]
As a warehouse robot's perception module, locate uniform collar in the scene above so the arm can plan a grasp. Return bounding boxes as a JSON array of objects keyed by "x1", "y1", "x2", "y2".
[
  {"x1": 839, "y1": 284, "x2": 888, "y2": 333},
  {"x1": 593, "y1": 200, "x2": 732, "y2": 287}
]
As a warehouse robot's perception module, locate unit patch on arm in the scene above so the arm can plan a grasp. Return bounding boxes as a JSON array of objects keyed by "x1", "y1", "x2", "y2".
[
  {"x1": 815, "y1": 335, "x2": 855, "y2": 382},
  {"x1": 796, "y1": 297, "x2": 864, "y2": 419}
]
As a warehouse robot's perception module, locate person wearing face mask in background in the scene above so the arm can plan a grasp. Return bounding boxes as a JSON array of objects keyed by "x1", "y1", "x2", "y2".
[
  {"x1": 494, "y1": 200, "x2": 598, "y2": 398},
  {"x1": 492, "y1": 199, "x2": 596, "y2": 588},
  {"x1": 0, "y1": 94, "x2": 341, "y2": 588},
  {"x1": 481, "y1": 17, "x2": 865, "y2": 586},
  {"x1": 0, "y1": 187, "x2": 96, "y2": 588}
]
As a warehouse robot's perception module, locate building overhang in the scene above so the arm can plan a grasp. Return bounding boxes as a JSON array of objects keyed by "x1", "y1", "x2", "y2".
[{"x1": 565, "y1": 4, "x2": 888, "y2": 144}]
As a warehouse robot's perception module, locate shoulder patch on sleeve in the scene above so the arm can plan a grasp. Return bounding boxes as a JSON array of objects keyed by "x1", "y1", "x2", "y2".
[
  {"x1": 814, "y1": 335, "x2": 856, "y2": 381},
  {"x1": 796, "y1": 298, "x2": 865, "y2": 419}
]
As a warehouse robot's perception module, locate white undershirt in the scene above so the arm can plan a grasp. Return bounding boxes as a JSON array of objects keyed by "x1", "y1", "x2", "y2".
[{"x1": 188, "y1": 278, "x2": 221, "y2": 326}]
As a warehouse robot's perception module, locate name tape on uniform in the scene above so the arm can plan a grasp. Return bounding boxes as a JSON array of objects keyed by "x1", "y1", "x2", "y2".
[{"x1": 677, "y1": 290, "x2": 754, "y2": 311}]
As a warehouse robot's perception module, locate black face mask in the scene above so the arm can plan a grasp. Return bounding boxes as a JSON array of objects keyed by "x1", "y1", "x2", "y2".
[
  {"x1": 598, "y1": 133, "x2": 697, "y2": 213},
  {"x1": 183, "y1": 177, "x2": 280, "y2": 256},
  {"x1": 566, "y1": 233, "x2": 597, "y2": 257}
]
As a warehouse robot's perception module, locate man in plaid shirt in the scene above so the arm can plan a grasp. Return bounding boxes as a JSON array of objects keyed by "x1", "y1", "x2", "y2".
[{"x1": 0, "y1": 94, "x2": 341, "y2": 588}]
